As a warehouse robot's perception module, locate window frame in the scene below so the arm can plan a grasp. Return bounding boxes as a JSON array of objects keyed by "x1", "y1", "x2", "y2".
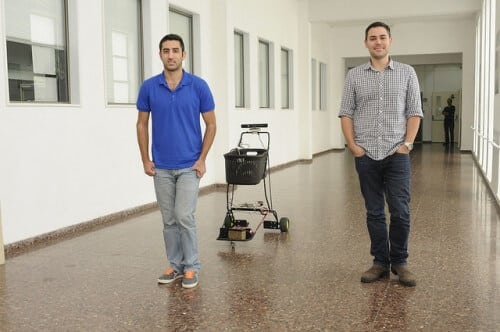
[
  {"x1": 103, "y1": 0, "x2": 144, "y2": 105},
  {"x1": 169, "y1": 8, "x2": 194, "y2": 74},
  {"x1": 258, "y1": 39, "x2": 274, "y2": 109},
  {"x1": 319, "y1": 62, "x2": 327, "y2": 111},
  {"x1": 5, "y1": 0, "x2": 70, "y2": 104},
  {"x1": 234, "y1": 30, "x2": 245, "y2": 108},
  {"x1": 281, "y1": 47, "x2": 293, "y2": 109},
  {"x1": 311, "y1": 58, "x2": 317, "y2": 110}
]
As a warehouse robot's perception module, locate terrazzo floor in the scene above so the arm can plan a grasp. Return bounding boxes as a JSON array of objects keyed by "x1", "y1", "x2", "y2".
[{"x1": 0, "y1": 143, "x2": 498, "y2": 331}]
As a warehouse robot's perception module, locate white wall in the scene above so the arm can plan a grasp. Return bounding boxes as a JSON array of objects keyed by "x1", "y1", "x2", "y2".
[
  {"x1": 0, "y1": 1, "x2": 155, "y2": 244},
  {"x1": 0, "y1": 0, "x2": 316, "y2": 245},
  {"x1": 310, "y1": 23, "x2": 344, "y2": 153},
  {"x1": 223, "y1": 0, "x2": 303, "y2": 167}
]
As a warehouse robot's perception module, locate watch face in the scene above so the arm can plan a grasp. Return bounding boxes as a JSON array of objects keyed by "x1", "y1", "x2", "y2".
[{"x1": 406, "y1": 143, "x2": 413, "y2": 150}]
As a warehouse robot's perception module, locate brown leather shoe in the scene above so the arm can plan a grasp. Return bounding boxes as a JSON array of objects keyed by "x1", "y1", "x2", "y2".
[
  {"x1": 391, "y1": 265, "x2": 417, "y2": 287},
  {"x1": 361, "y1": 264, "x2": 389, "y2": 283}
]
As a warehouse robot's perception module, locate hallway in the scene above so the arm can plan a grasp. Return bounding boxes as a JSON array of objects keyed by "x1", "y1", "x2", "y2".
[{"x1": 0, "y1": 144, "x2": 498, "y2": 331}]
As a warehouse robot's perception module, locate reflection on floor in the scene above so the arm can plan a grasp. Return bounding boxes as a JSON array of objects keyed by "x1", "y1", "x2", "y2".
[{"x1": 0, "y1": 143, "x2": 498, "y2": 331}]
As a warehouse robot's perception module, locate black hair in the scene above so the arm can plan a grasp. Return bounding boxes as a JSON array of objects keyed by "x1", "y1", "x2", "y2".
[
  {"x1": 365, "y1": 22, "x2": 391, "y2": 40},
  {"x1": 158, "y1": 34, "x2": 185, "y2": 52}
]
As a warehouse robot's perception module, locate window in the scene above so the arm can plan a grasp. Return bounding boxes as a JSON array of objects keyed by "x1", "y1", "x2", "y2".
[
  {"x1": 104, "y1": 0, "x2": 142, "y2": 104},
  {"x1": 281, "y1": 48, "x2": 293, "y2": 109},
  {"x1": 169, "y1": 9, "x2": 193, "y2": 73},
  {"x1": 5, "y1": 0, "x2": 69, "y2": 103},
  {"x1": 234, "y1": 31, "x2": 245, "y2": 108},
  {"x1": 319, "y1": 62, "x2": 327, "y2": 110},
  {"x1": 311, "y1": 59, "x2": 317, "y2": 110},
  {"x1": 259, "y1": 40, "x2": 273, "y2": 108}
]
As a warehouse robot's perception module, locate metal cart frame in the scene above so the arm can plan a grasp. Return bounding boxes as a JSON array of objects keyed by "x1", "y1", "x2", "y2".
[{"x1": 217, "y1": 124, "x2": 289, "y2": 243}]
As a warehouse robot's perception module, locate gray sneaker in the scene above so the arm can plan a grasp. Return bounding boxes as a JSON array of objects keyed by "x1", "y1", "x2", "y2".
[
  {"x1": 158, "y1": 268, "x2": 183, "y2": 284},
  {"x1": 391, "y1": 265, "x2": 417, "y2": 287},
  {"x1": 361, "y1": 264, "x2": 389, "y2": 283},
  {"x1": 182, "y1": 270, "x2": 198, "y2": 289}
]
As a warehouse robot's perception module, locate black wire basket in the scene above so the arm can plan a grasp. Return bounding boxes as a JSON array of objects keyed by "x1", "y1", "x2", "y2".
[{"x1": 224, "y1": 148, "x2": 268, "y2": 185}]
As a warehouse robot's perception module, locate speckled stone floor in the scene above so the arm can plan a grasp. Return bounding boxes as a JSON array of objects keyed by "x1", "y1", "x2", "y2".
[{"x1": 0, "y1": 144, "x2": 498, "y2": 331}]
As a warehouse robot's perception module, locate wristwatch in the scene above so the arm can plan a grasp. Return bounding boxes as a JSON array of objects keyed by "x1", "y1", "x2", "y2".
[{"x1": 404, "y1": 142, "x2": 414, "y2": 151}]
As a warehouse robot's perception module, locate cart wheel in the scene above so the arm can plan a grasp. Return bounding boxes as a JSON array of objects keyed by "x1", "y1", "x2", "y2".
[
  {"x1": 224, "y1": 213, "x2": 235, "y2": 228},
  {"x1": 279, "y1": 217, "x2": 290, "y2": 233}
]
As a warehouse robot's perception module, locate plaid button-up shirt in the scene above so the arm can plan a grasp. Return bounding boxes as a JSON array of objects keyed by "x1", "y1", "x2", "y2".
[{"x1": 339, "y1": 59, "x2": 423, "y2": 160}]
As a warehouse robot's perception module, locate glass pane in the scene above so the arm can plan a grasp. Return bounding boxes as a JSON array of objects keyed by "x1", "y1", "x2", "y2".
[
  {"x1": 30, "y1": 14, "x2": 56, "y2": 45},
  {"x1": 6, "y1": 0, "x2": 66, "y2": 46},
  {"x1": 234, "y1": 32, "x2": 244, "y2": 107},
  {"x1": 259, "y1": 41, "x2": 269, "y2": 108},
  {"x1": 169, "y1": 10, "x2": 192, "y2": 73},
  {"x1": 113, "y1": 82, "x2": 129, "y2": 103},
  {"x1": 34, "y1": 76, "x2": 58, "y2": 101},
  {"x1": 311, "y1": 59, "x2": 317, "y2": 110},
  {"x1": 5, "y1": 0, "x2": 68, "y2": 103},
  {"x1": 281, "y1": 49, "x2": 289, "y2": 108},
  {"x1": 104, "y1": 0, "x2": 141, "y2": 104},
  {"x1": 112, "y1": 31, "x2": 127, "y2": 57},
  {"x1": 320, "y1": 63, "x2": 327, "y2": 110},
  {"x1": 113, "y1": 57, "x2": 128, "y2": 81},
  {"x1": 32, "y1": 46, "x2": 56, "y2": 75},
  {"x1": 7, "y1": 41, "x2": 33, "y2": 80}
]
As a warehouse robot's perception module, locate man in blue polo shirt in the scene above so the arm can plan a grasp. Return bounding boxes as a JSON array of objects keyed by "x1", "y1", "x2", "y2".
[{"x1": 136, "y1": 34, "x2": 216, "y2": 289}]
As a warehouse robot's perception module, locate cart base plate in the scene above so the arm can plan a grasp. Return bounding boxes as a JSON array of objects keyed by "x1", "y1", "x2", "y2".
[{"x1": 217, "y1": 227, "x2": 255, "y2": 241}]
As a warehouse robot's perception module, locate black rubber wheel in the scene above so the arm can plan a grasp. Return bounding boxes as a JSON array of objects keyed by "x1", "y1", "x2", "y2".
[
  {"x1": 224, "y1": 213, "x2": 234, "y2": 228},
  {"x1": 279, "y1": 217, "x2": 289, "y2": 233}
]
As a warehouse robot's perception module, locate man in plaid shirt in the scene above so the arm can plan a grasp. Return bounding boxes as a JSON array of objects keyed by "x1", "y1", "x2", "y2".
[{"x1": 339, "y1": 21, "x2": 423, "y2": 287}]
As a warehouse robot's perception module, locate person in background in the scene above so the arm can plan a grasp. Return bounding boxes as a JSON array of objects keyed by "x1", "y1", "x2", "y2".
[
  {"x1": 339, "y1": 21, "x2": 423, "y2": 287},
  {"x1": 136, "y1": 33, "x2": 216, "y2": 289},
  {"x1": 442, "y1": 98, "x2": 455, "y2": 146}
]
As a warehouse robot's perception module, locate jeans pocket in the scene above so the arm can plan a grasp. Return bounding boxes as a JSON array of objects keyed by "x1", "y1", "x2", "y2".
[{"x1": 393, "y1": 152, "x2": 410, "y2": 159}]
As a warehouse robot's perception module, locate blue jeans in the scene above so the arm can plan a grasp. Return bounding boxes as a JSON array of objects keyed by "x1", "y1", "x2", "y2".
[
  {"x1": 154, "y1": 167, "x2": 201, "y2": 273},
  {"x1": 355, "y1": 153, "x2": 411, "y2": 267}
]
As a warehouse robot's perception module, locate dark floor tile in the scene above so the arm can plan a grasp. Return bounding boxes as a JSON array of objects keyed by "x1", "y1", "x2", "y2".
[{"x1": 0, "y1": 144, "x2": 498, "y2": 331}]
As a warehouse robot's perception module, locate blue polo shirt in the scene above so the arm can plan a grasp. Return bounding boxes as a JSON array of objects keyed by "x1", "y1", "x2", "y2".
[{"x1": 136, "y1": 70, "x2": 215, "y2": 169}]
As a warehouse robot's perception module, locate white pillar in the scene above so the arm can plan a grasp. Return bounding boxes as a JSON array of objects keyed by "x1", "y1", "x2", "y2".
[{"x1": 297, "y1": 0, "x2": 313, "y2": 160}]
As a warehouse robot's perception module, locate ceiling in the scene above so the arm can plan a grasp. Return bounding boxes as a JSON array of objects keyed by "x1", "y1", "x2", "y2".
[
  {"x1": 306, "y1": 0, "x2": 482, "y2": 66},
  {"x1": 307, "y1": 0, "x2": 482, "y2": 28}
]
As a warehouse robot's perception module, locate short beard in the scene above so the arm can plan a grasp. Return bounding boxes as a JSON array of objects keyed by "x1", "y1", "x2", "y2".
[
  {"x1": 370, "y1": 51, "x2": 387, "y2": 60},
  {"x1": 165, "y1": 63, "x2": 182, "y2": 72}
]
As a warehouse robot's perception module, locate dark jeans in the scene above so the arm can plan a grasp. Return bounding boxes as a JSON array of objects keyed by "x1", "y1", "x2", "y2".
[
  {"x1": 355, "y1": 153, "x2": 411, "y2": 267},
  {"x1": 444, "y1": 119, "x2": 454, "y2": 143}
]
